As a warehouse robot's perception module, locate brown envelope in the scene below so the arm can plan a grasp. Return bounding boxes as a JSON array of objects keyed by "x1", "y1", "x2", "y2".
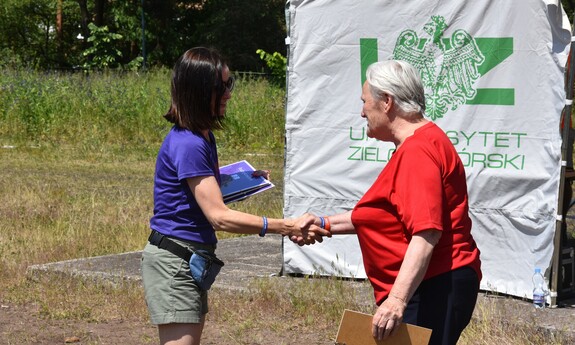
[{"x1": 336, "y1": 309, "x2": 432, "y2": 345}]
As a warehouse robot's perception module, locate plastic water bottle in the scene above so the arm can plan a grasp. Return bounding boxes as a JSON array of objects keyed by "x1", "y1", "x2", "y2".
[{"x1": 532, "y1": 268, "x2": 546, "y2": 309}]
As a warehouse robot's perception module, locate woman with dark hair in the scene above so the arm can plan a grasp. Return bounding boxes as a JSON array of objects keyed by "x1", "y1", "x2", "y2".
[{"x1": 141, "y1": 47, "x2": 327, "y2": 345}]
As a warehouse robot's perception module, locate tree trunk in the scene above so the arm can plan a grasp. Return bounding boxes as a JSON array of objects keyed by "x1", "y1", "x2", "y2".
[
  {"x1": 56, "y1": 0, "x2": 63, "y2": 41},
  {"x1": 77, "y1": 0, "x2": 89, "y2": 41},
  {"x1": 94, "y1": 0, "x2": 107, "y2": 27},
  {"x1": 56, "y1": 0, "x2": 63, "y2": 65}
]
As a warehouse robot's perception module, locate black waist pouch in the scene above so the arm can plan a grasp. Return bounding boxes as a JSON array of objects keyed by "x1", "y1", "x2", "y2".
[
  {"x1": 188, "y1": 249, "x2": 225, "y2": 291},
  {"x1": 148, "y1": 230, "x2": 224, "y2": 291}
]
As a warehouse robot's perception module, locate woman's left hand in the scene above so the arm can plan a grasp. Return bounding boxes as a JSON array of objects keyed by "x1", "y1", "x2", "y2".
[
  {"x1": 252, "y1": 170, "x2": 271, "y2": 181},
  {"x1": 372, "y1": 296, "x2": 406, "y2": 341}
]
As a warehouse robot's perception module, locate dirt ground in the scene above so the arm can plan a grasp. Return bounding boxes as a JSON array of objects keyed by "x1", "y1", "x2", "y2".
[
  {"x1": 0, "y1": 301, "x2": 155, "y2": 345},
  {"x1": 0, "y1": 301, "x2": 332, "y2": 345},
  {"x1": 6, "y1": 235, "x2": 575, "y2": 344},
  {"x1": 3, "y1": 295, "x2": 575, "y2": 344},
  {"x1": 3, "y1": 236, "x2": 340, "y2": 345}
]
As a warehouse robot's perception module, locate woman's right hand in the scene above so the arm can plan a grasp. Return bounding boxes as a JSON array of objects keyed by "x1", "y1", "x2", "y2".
[{"x1": 289, "y1": 213, "x2": 330, "y2": 245}]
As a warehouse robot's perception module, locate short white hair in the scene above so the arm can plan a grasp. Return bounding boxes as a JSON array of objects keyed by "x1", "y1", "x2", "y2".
[{"x1": 366, "y1": 60, "x2": 426, "y2": 119}]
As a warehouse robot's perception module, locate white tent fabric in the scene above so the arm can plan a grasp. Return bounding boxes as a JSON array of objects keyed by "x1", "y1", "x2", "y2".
[{"x1": 282, "y1": 0, "x2": 571, "y2": 299}]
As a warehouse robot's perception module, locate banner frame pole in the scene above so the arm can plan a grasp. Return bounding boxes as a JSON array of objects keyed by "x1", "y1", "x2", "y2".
[{"x1": 551, "y1": 5, "x2": 575, "y2": 306}]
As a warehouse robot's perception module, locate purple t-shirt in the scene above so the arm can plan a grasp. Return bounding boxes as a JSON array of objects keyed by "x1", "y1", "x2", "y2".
[{"x1": 150, "y1": 126, "x2": 220, "y2": 244}]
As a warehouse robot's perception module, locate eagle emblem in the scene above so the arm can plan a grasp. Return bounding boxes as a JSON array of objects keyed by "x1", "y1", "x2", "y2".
[{"x1": 393, "y1": 15, "x2": 485, "y2": 120}]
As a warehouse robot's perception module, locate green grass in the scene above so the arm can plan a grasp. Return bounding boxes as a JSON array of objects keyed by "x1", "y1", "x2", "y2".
[{"x1": 0, "y1": 68, "x2": 285, "y2": 159}]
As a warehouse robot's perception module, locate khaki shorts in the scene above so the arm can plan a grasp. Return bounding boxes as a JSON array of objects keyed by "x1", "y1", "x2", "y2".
[{"x1": 141, "y1": 238, "x2": 216, "y2": 325}]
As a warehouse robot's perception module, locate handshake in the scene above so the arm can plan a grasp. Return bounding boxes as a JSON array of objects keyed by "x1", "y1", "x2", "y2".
[{"x1": 288, "y1": 213, "x2": 333, "y2": 246}]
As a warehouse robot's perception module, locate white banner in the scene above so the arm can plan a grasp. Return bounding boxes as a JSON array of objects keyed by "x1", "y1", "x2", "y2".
[{"x1": 283, "y1": 0, "x2": 571, "y2": 299}]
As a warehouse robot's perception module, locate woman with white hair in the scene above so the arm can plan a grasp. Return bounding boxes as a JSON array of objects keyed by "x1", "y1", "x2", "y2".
[{"x1": 295, "y1": 60, "x2": 481, "y2": 345}]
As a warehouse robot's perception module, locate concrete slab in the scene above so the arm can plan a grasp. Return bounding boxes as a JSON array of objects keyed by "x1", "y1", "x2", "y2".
[{"x1": 27, "y1": 234, "x2": 285, "y2": 290}]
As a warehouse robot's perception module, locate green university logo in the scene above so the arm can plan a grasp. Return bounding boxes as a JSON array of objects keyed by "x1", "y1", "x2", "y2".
[{"x1": 360, "y1": 15, "x2": 514, "y2": 120}]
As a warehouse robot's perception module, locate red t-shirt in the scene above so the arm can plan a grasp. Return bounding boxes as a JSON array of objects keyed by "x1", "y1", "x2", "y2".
[{"x1": 351, "y1": 122, "x2": 481, "y2": 304}]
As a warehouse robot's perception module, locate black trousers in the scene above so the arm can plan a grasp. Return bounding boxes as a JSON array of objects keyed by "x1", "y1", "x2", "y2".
[{"x1": 402, "y1": 266, "x2": 479, "y2": 345}]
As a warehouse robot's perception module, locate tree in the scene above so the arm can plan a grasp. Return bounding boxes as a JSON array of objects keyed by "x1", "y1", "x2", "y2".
[
  {"x1": 2, "y1": 0, "x2": 572, "y2": 71},
  {"x1": 0, "y1": 0, "x2": 56, "y2": 67},
  {"x1": 0, "y1": 0, "x2": 88, "y2": 68},
  {"x1": 189, "y1": 0, "x2": 286, "y2": 71},
  {"x1": 82, "y1": 22, "x2": 123, "y2": 69}
]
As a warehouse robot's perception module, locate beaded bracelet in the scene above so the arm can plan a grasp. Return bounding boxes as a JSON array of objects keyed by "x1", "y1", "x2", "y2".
[{"x1": 259, "y1": 216, "x2": 268, "y2": 237}]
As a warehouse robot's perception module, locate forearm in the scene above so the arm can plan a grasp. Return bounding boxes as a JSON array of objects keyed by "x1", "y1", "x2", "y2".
[
  {"x1": 189, "y1": 175, "x2": 304, "y2": 237},
  {"x1": 211, "y1": 209, "x2": 296, "y2": 236},
  {"x1": 389, "y1": 229, "x2": 441, "y2": 303}
]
